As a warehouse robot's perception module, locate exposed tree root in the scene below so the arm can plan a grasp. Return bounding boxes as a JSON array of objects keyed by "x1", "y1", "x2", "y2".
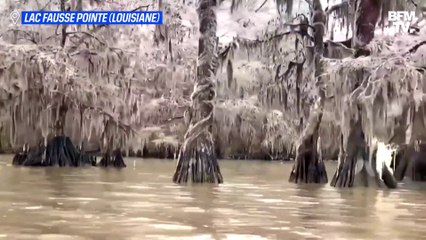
[
  {"x1": 98, "y1": 149, "x2": 127, "y2": 168},
  {"x1": 289, "y1": 110, "x2": 328, "y2": 184},
  {"x1": 173, "y1": 135, "x2": 223, "y2": 184},
  {"x1": 13, "y1": 136, "x2": 96, "y2": 167}
]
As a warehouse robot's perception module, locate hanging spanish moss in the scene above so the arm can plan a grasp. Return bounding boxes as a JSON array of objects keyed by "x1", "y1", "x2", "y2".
[
  {"x1": 325, "y1": 24, "x2": 426, "y2": 188},
  {"x1": 281, "y1": 0, "x2": 426, "y2": 188},
  {"x1": 1, "y1": 0, "x2": 425, "y2": 183},
  {"x1": 1, "y1": 0, "x2": 315, "y2": 163}
]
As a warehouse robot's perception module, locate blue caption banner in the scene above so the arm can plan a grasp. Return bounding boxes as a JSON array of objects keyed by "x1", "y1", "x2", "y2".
[{"x1": 21, "y1": 11, "x2": 163, "y2": 25}]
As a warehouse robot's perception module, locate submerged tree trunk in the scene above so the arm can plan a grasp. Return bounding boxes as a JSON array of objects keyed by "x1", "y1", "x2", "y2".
[
  {"x1": 60, "y1": 0, "x2": 68, "y2": 47},
  {"x1": 173, "y1": 0, "x2": 223, "y2": 184},
  {"x1": 330, "y1": 112, "x2": 370, "y2": 187},
  {"x1": 98, "y1": 119, "x2": 126, "y2": 168},
  {"x1": 394, "y1": 141, "x2": 426, "y2": 181},
  {"x1": 12, "y1": 136, "x2": 96, "y2": 167},
  {"x1": 329, "y1": 0, "x2": 403, "y2": 189},
  {"x1": 289, "y1": 0, "x2": 327, "y2": 184},
  {"x1": 13, "y1": 100, "x2": 96, "y2": 167},
  {"x1": 410, "y1": 142, "x2": 426, "y2": 181},
  {"x1": 331, "y1": 102, "x2": 397, "y2": 189}
]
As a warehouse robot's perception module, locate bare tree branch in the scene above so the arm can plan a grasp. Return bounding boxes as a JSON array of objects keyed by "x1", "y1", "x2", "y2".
[
  {"x1": 66, "y1": 31, "x2": 107, "y2": 46},
  {"x1": 255, "y1": 0, "x2": 268, "y2": 12},
  {"x1": 406, "y1": 40, "x2": 426, "y2": 55},
  {"x1": 325, "y1": 1, "x2": 349, "y2": 14}
]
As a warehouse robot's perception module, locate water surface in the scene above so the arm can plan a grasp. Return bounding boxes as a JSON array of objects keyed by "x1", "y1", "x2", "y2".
[{"x1": 0, "y1": 156, "x2": 425, "y2": 239}]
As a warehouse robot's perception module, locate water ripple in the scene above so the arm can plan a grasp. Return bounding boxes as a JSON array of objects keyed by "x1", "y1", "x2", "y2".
[{"x1": 0, "y1": 159, "x2": 425, "y2": 239}]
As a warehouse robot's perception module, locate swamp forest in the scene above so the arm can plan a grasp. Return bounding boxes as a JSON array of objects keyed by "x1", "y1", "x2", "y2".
[
  {"x1": 2, "y1": 0, "x2": 426, "y2": 187},
  {"x1": 1, "y1": 0, "x2": 426, "y2": 238}
]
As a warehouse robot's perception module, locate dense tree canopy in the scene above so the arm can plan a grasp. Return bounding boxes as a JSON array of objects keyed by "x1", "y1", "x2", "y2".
[{"x1": 0, "y1": 0, "x2": 424, "y2": 166}]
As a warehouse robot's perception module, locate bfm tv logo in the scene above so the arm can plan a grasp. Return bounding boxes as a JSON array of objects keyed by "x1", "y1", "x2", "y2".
[{"x1": 388, "y1": 11, "x2": 415, "y2": 32}]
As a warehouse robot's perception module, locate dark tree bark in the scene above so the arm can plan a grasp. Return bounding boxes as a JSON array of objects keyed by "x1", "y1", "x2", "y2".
[
  {"x1": 330, "y1": 104, "x2": 397, "y2": 189},
  {"x1": 394, "y1": 142, "x2": 426, "y2": 181},
  {"x1": 325, "y1": 0, "x2": 381, "y2": 57},
  {"x1": 173, "y1": 0, "x2": 223, "y2": 184},
  {"x1": 60, "y1": 0, "x2": 68, "y2": 47},
  {"x1": 154, "y1": 0, "x2": 167, "y2": 45},
  {"x1": 352, "y1": 0, "x2": 381, "y2": 48},
  {"x1": 410, "y1": 142, "x2": 426, "y2": 181},
  {"x1": 330, "y1": 115, "x2": 370, "y2": 187},
  {"x1": 12, "y1": 144, "x2": 28, "y2": 165},
  {"x1": 54, "y1": 99, "x2": 68, "y2": 136},
  {"x1": 13, "y1": 136, "x2": 96, "y2": 167},
  {"x1": 98, "y1": 148, "x2": 126, "y2": 168},
  {"x1": 97, "y1": 119, "x2": 127, "y2": 168},
  {"x1": 289, "y1": 0, "x2": 327, "y2": 184},
  {"x1": 12, "y1": 100, "x2": 96, "y2": 167}
]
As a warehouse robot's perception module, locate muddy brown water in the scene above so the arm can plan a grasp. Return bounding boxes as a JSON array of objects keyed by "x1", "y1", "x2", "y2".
[{"x1": 1, "y1": 156, "x2": 426, "y2": 239}]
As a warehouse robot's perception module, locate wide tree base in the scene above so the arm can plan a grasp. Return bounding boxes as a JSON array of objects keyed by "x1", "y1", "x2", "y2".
[
  {"x1": 12, "y1": 136, "x2": 96, "y2": 167},
  {"x1": 394, "y1": 144, "x2": 426, "y2": 182},
  {"x1": 330, "y1": 138, "x2": 398, "y2": 189},
  {"x1": 12, "y1": 151, "x2": 28, "y2": 165},
  {"x1": 331, "y1": 158, "x2": 397, "y2": 188},
  {"x1": 97, "y1": 149, "x2": 126, "y2": 168},
  {"x1": 289, "y1": 156, "x2": 328, "y2": 184},
  {"x1": 173, "y1": 139, "x2": 223, "y2": 184},
  {"x1": 288, "y1": 110, "x2": 327, "y2": 184}
]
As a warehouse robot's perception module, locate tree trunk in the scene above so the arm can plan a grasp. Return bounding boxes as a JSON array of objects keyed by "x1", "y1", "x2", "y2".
[
  {"x1": 98, "y1": 119, "x2": 126, "y2": 168},
  {"x1": 330, "y1": 104, "x2": 397, "y2": 188},
  {"x1": 289, "y1": 0, "x2": 327, "y2": 184},
  {"x1": 60, "y1": 0, "x2": 68, "y2": 47},
  {"x1": 154, "y1": 0, "x2": 166, "y2": 45},
  {"x1": 54, "y1": 99, "x2": 68, "y2": 136},
  {"x1": 173, "y1": 0, "x2": 223, "y2": 184},
  {"x1": 76, "y1": 0, "x2": 82, "y2": 31},
  {"x1": 329, "y1": 0, "x2": 400, "y2": 189},
  {"x1": 394, "y1": 142, "x2": 426, "y2": 181},
  {"x1": 352, "y1": 0, "x2": 380, "y2": 48},
  {"x1": 12, "y1": 99, "x2": 96, "y2": 167}
]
